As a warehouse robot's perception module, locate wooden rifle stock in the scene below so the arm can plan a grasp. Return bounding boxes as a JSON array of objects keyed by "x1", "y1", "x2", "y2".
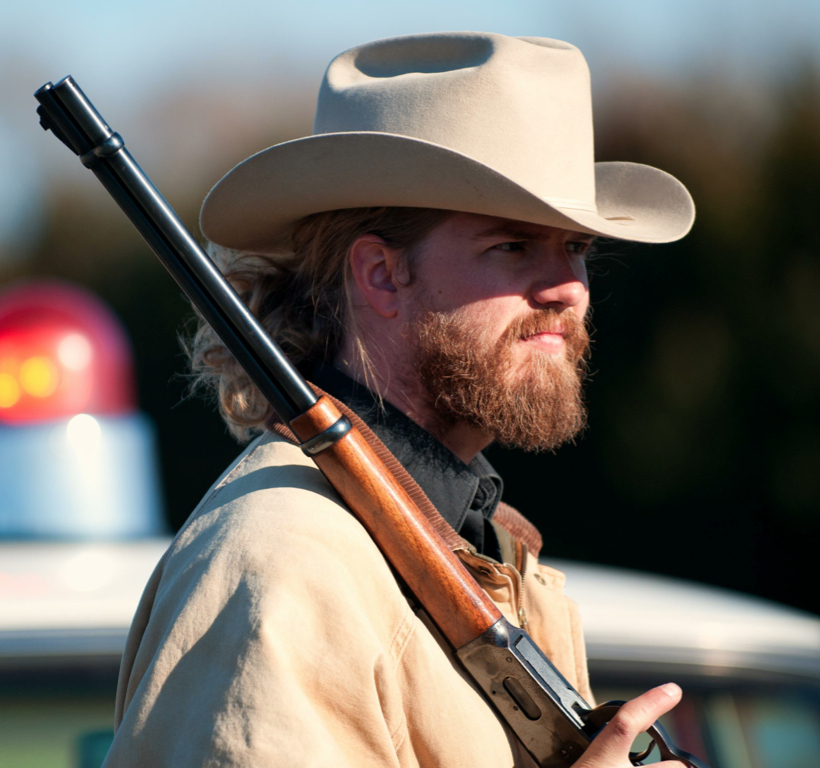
[
  {"x1": 291, "y1": 396, "x2": 502, "y2": 648},
  {"x1": 32, "y1": 75, "x2": 711, "y2": 768}
]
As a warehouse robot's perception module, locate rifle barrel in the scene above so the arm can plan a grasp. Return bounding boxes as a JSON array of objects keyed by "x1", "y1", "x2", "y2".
[{"x1": 34, "y1": 76, "x2": 316, "y2": 424}]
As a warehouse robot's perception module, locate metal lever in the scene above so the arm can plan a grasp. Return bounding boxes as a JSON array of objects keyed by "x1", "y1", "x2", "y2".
[{"x1": 585, "y1": 702, "x2": 711, "y2": 768}]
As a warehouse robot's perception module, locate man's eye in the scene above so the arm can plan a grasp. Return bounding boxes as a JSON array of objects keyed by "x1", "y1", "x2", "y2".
[
  {"x1": 567, "y1": 241, "x2": 592, "y2": 255},
  {"x1": 495, "y1": 241, "x2": 527, "y2": 253}
]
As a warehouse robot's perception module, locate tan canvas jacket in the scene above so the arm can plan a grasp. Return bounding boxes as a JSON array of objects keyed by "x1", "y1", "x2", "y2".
[{"x1": 103, "y1": 431, "x2": 593, "y2": 767}]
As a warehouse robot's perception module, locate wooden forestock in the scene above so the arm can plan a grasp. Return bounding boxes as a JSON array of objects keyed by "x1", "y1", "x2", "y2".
[{"x1": 290, "y1": 396, "x2": 502, "y2": 649}]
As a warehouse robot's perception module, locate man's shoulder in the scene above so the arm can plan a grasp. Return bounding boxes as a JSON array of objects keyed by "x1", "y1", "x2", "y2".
[
  {"x1": 174, "y1": 430, "x2": 365, "y2": 557},
  {"x1": 113, "y1": 430, "x2": 420, "y2": 748},
  {"x1": 145, "y1": 429, "x2": 407, "y2": 636},
  {"x1": 193, "y1": 429, "x2": 329, "y2": 512}
]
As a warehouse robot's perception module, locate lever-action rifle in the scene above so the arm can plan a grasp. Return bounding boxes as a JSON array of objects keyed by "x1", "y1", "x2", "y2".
[{"x1": 34, "y1": 76, "x2": 709, "y2": 768}]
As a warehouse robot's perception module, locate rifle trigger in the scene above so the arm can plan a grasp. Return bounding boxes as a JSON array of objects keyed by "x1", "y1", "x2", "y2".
[{"x1": 629, "y1": 739, "x2": 655, "y2": 763}]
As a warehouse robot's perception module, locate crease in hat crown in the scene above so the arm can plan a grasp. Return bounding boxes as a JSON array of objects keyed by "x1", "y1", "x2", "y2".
[
  {"x1": 200, "y1": 31, "x2": 695, "y2": 251},
  {"x1": 315, "y1": 33, "x2": 596, "y2": 211}
]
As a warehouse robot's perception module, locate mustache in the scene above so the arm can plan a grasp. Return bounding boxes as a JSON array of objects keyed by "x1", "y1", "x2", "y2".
[{"x1": 501, "y1": 309, "x2": 590, "y2": 353}]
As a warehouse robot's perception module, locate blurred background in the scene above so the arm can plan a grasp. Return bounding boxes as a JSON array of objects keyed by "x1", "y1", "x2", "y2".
[{"x1": 1, "y1": 1, "x2": 819, "y2": 766}]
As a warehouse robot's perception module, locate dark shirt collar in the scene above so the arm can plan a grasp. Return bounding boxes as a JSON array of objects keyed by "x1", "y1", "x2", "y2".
[{"x1": 311, "y1": 363, "x2": 503, "y2": 559}]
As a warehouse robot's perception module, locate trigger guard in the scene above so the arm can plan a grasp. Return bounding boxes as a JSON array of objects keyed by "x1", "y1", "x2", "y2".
[
  {"x1": 629, "y1": 739, "x2": 656, "y2": 763},
  {"x1": 583, "y1": 701, "x2": 712, "y2": 768}
]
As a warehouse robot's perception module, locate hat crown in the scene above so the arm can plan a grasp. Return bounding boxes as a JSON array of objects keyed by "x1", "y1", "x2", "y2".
[
  {"x1": 200, "y1": 32, "x2": 695, "y2": 252},
  {"x1": 314, "y1": 32, "x2": 596, "y2": 210}
]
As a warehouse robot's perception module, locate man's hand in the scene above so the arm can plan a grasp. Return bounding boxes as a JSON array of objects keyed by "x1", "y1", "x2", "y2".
[{"x1": 574, "y1": 684, "x2": 686, "y2": 767}]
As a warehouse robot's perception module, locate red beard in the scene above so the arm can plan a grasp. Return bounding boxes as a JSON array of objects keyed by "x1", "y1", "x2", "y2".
[{"x1": 413, "y1": 307, "x2": 590, "y2": 452}]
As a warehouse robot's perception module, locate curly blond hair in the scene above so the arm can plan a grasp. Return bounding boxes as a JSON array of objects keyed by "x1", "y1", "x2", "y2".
[{"x1": 187, "y1": 207, "x2": 450, "y2": 441}]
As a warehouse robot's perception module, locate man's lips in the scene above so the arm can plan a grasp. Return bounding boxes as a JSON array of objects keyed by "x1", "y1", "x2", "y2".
[
  {"x1": 522, "y1": 325, "x2": 566, "y2": 339},
  {"x1": 521, "y1": 328, "x2": 566, "y2": 351}
]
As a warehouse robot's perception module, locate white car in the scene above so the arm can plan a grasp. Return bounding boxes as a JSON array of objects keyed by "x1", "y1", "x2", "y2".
[{"x1": 1, "y1": 541, "x2": 818, "y2": 767}]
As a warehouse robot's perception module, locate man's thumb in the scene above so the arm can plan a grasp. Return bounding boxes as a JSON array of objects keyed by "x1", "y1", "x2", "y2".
[{"x1": 579, "y1": 683, "x2": 682, "y2": 766}]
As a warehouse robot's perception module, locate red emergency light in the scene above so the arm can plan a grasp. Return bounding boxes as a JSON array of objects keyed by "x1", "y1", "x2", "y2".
[{"x1": 0, "y1": 282, "x2": 135, "y2": 424}]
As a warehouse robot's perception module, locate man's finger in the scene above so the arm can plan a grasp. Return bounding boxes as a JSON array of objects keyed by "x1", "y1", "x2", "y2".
[{"x1": 580, "y1": 683, "x2": 683, "y2": 766}]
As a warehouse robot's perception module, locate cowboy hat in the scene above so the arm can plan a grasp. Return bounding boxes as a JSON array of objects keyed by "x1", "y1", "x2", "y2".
[{"x1": 200, "y1": 32, "x2": 694, "y2": 251}]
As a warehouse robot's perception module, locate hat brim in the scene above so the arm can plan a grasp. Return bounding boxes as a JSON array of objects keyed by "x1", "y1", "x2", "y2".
[{"x1": 200, "y1": 132, "x2": 695, "y2": 252}]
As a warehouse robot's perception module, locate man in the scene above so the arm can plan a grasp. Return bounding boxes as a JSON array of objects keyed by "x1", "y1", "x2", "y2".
[{"x1": 104, "y1": 32, "x2": 694, "y2": 767}]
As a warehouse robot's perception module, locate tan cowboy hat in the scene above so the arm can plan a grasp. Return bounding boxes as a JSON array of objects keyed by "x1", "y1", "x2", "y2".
[{"x1": 200, "y1": 32, "x2": 694, "y2": 252}]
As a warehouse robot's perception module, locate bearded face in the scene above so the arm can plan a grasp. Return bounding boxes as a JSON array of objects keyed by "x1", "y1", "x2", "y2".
[{"x1": 412, "y1": 307, "x2": 590, "y2": 452}]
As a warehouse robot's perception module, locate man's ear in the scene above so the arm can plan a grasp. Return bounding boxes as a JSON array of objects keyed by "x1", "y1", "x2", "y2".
[{"x1": 348, "y1": 234, "x2": 403, "y2": 319}]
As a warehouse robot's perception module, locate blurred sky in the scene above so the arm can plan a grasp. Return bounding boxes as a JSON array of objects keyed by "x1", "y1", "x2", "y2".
[
  {"x1": 5, "y1": 0, "x2": 820, "y2": 93},
  {"x1": 2, "y1": 0, "x2": 819, "y2": 253}
]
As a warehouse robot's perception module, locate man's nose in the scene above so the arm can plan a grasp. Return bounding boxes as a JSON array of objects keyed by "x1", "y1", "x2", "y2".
[{"x1": 529, "y1": 256, "x2": 588, "y2": 309}]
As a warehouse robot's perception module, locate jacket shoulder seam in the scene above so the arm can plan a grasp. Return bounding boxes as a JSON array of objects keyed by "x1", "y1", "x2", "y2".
[
  {"x1": 388, "y1": 600, "x2": 416, "y2": 668},
  {"x1": 387, "y1": 602, "x2": 416, "y2": 750},
  {"x1": 392, "y1": 718, "x2": 409, "y2": 755}
]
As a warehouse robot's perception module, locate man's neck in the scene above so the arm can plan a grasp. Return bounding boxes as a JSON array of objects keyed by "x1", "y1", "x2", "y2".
[{"x1": 332, "y1": 353, "x2": 492, "y2": 465}]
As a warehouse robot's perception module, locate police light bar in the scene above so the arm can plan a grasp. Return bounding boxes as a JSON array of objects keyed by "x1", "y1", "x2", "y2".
[{"x1": 0, "y1": 282, "x2": 135, "y2": 424}]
